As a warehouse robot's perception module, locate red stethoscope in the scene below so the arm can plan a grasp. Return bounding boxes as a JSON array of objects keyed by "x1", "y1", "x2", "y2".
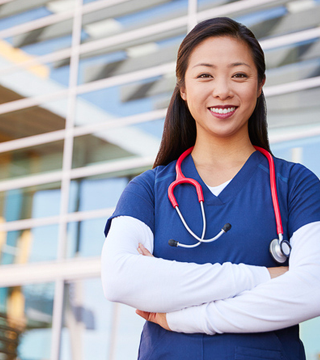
[{"x1": 167, "y1": 146, "x2": 291, "y2": 263}]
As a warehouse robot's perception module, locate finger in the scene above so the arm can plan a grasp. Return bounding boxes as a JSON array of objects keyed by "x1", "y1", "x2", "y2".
[
  {"x1": 138, "y1": 243, "x2": 153, "y2": 257},
  {"x1": 135, "y1": 310, "x2": 150, "y2": 321}
]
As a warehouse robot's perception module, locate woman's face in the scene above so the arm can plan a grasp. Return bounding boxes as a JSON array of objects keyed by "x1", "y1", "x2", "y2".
[{"x1": 180, "y1": 36, "x2": 265, "y2": 144}]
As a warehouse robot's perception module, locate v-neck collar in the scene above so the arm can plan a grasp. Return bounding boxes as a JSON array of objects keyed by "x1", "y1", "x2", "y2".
[{"x1": 181, "y1": 150, "x2": 263, "y2": 206}]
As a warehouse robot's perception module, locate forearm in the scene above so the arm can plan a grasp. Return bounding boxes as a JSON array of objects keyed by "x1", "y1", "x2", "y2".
[
  {"x1": 167, "y1": 222, "x2": 320, "y2": 334},
  {"x1": 101, "y1": 216, "x2": 270, "y2": 313}
]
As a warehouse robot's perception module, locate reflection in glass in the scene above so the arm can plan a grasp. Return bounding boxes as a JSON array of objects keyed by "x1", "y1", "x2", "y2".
[
  {"x1": 271, "y1": 134, "x2": 320, "y2": 179},
  {"x1": 72, "y1": 116, "x2": 164, "y2": 169},
  {"x1": 0, "y1": 182, "x2": 61, "y2": 222},
  {"x1": 248, "y1": 1, "x2": 320, "y2": 41},
  {"x1": 0, "y1": 54, "x2": 71, "y2": 93},
  {"x1": 77, "y1": 32, "x2": 184, "y2": 84},
  {"x1": 265, "y1": 37, "x2": 320, "y2": 87},
  {"x1": 0, "y1": 282, "x2": 54, "y2": 359},
  {"x1": 0, "y1": 224, "x2": 59, "y2": 265},
  {"x1": 0, "y1": 2, "x2": 60, "y2": 31},
  {"x1": 75, "y1": 75, "x2": 172, "y2": 127},
  {"x1": 0, "y1": 141, "x2": 64, "y2": 180},
  {"x1": 67, "y1": 176, "x2": 129, "y2": 258},
  {"x1": 69, "y1": 176, "x2": 128, "y2": 213},
  {"x1": 267, "y1": 87, "x2": 320, "y2": 129},
  {"x1": 60, "y1": 278, "x2": 144, "y2": 360},
  {"x1": 0, "y1": 98, "x2": 67, "y2": 141},
  {"x1": 5, "y1": 14, "x2": 74, "y2": 57},
  {"x1": 72, "y1": 134, "x2": 134, "y2": 169},
  {"x1": 67, "y1": 218, "x2": 107, "y2": 259},
  {"x1": 81, "y1": 0, "x2": 188, "y2": 45}
]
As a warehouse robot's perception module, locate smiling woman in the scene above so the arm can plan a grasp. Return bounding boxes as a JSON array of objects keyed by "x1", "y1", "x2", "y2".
[{"x1": 101, "y1": 17, "x2": 320, "y2": 360}]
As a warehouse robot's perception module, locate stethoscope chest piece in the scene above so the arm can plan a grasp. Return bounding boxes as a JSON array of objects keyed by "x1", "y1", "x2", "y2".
[{"x1": 269, "y1": 238, "x2": 291, "y2": 263}]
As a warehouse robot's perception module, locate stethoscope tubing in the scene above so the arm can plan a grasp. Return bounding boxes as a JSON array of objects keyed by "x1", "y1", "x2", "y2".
[
  {"x1": 167, "y1": 146, "x2": 290, "y2": 262},
  {"x1": 253, "y1": 146, "x2": 283, "y2": 237}
]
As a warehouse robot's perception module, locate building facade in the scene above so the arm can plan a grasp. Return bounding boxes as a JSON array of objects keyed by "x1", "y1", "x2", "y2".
[{"x1": 0, "y1": 0, "x2": 319, "y2": 359}]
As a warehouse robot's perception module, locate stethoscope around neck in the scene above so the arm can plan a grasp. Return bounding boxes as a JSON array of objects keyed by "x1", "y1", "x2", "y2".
[{"x1": 167, "y1": 146, "x2": 291, "y2": 263}]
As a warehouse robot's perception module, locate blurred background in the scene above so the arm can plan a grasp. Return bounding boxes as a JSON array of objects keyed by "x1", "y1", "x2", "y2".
[{"x1": 0, "y1": 0, "x2": 319, "y2": 359}]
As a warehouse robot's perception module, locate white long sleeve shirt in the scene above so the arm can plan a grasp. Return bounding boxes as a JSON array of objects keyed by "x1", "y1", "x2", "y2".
[
  {"x1": 102, "y1": 216, "x2": 320, "y2": 333},
  {"x1": 101, "y1": 215, "x2": 270, "y2": 313}
]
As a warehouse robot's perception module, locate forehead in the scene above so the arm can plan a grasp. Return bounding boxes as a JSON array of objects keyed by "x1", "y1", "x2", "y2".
[{"x1": 187, "y1": 36, "x2": 255, "y2": 68}]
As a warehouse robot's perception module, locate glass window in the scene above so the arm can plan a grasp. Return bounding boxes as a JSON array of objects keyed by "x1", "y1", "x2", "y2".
[
  {"x1": 0, "y1": 58, "x2": 71, "y2": 95},
  {"x1": 301, "y1": 317, "x2": 320, "y2": 360},
  {"x1": 60, "y1": 278, "x2": 144, "y2": 360},
  {"x1": 200, "y1": 1, "x2": 320, "y2": 41},
  {"x1": 0, "y1": 98, "x2": 67, "y2": 141},
  {"x1": 0, "y1": 182, "x2": 61, "y2": 222},
  {"x1": 81, "y1": 0, "x2": 188, "y2": 45},
  {"x1": 72, "y1": 134, "x2": 135, "y2": 169},
  {"x1": 265, "y1": 37, "x2": 320, "y2": 87},
  {"x1": 0, "y1": 282, "x2": 54, "y2": 359},
  {"x1": 72, "y1": 117, "x2": 164, "y2": 169},
  {"x1": 0, "y1": 1, "x2": 68, "y2": 31},
  {"x1": 67, "y1": 218, "x2": 107, "y2": 258},
  {"x1": 75, "y1": 75, "x2": 172, "y2": 125},
  {"x1": 69, "y1": 176, "x2": 128, "y2": 213},
  {"x1": 0, "y1": 224, "x2": 59, "y2": 265},
  {"x1": 266, "y1": 86, "x2": 320, "y2": 129},
  {"x1": 3, "y1": 16, "x2": 74, "y2": 57},
  {"x1": 67, "y1": 175, "x2": 132, "y2": 258},
  {"x1": 0, "y1": 141, "x2": 64, "y2": 180},
  {"x1": 271, "y1": 134, "x2": 320, "y2": 178},
  {"x1": 78, "y1": 33, "x2": 183, "y2": 85}
]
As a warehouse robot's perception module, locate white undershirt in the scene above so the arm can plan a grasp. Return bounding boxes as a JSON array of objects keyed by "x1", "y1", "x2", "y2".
[
  {"x1": 207, "y1": 179, "x2": 231, "y2": 196},
  {"x1": 101, "y1": 180, "x2": 320, "y2": 334}
]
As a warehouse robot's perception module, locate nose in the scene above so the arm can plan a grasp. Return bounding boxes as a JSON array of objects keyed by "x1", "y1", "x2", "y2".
[{"x1": 212, "y1": 78, "x2": 233, "y2": 100}]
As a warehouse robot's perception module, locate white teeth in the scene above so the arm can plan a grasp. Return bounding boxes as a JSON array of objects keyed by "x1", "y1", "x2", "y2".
[{"x1": 210, "y1": 107, "x2": 236, "y2": 114}]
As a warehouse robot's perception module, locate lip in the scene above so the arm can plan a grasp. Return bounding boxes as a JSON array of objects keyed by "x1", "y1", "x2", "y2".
[{"x1": 208, "y1": 105, "x2": 238, "y2": 119}]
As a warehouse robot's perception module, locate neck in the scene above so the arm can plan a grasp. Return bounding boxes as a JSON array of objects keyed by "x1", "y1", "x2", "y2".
[
  {"x1": 192, "y1": 134, "x2": 255, "y2": 164},
  {"x1": 191, "y1": 135, "x2": 255, "y2": 187}
]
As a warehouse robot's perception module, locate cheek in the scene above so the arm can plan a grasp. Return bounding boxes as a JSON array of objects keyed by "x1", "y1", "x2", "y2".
[{"x1": 243, "y1": 87, "x2": 259, "y2": 109}]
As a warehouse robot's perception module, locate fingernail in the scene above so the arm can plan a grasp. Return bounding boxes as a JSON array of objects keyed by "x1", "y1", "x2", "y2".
[{"x1": 137, "y1": 247, "x2": 142, "y2": 255}]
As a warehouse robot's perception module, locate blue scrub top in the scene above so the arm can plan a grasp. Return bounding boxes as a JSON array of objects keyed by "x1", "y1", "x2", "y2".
[{"x1": 105, "y1": 151, "x2": 320, "y2": 360}]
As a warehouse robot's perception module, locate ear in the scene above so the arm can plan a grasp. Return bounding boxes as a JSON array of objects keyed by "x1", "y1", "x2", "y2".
[
  {"x1": 257, "y1": 76, "x2": 266, "y2": 97},
  {"x1": 180, "y1": 86, "x2": 187, "y2": 101}
]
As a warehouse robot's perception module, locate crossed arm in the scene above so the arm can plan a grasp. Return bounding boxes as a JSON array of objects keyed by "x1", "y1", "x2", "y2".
[
  {"x1": 100, "y1": 216, "x2": 320, "y2": 334},
  {"x1": 135, "y1": 221, "x2": 320, "y2": 334},
  {"x1": 101, "y1": 216, "x2": 272, "y2": 313}
]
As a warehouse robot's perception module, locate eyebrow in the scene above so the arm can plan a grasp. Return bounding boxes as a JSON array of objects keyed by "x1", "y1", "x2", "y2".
[{"x1": 192, "y1": 62, "x2": 251, "y2": 68}]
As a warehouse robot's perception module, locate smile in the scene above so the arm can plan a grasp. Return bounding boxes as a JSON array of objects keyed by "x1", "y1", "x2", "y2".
[{"x1": 209, "y1": 107, "x2": 236, "y2": 114}]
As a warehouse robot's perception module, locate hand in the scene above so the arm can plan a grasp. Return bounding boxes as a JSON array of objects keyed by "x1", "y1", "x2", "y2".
[
  {"x1": 136, "y1": 310, "x2": 171, "y2": 331},
  {"x1": 136, "y1": 245, "x2": 170, "y2": 330},
  {"x1": 137, "y1": 243, "x2": 154, "y2": 257},
  {"x1": 267, "y1": 266, "x2": 289, "y2": 279}
]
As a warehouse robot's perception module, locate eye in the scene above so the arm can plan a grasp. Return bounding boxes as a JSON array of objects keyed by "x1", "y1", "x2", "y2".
[
  {"x1": 198, "y1": 73, "x2": 212, "y2": 79},
  {"x1": 233, "y1": 73, "x2": 248, "y2": 79}
]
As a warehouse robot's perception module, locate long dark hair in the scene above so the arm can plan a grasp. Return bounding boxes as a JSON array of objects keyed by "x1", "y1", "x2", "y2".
[{"x1": 153, "y1": 17, "x2": 269, "y2": 168}]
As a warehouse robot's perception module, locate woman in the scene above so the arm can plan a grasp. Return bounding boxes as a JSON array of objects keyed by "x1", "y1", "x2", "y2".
[{"x1": 101, "y1": 17, "x2": 320, "y2": 359}]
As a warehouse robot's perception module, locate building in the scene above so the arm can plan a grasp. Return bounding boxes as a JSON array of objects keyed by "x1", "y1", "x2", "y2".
[{"x1": 0, "y1": 0, "x2": 319, "y2": 359}]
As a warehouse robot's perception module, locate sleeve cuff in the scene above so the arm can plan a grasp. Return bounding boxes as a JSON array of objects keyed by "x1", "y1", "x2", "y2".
[{"x1": 167, "y1": 306, "x2": 208, "y2": 334}]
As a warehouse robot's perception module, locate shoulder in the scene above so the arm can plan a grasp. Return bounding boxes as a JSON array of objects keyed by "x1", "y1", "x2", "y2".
[
  {"x1": 104, "y1": 161, "x2": 177, "y2": 236},
  {"x1": 273, "y1": 157, "x2": 320, "y2": 234},
  {"x1": 130, "y1": 160, "x2": 177, "y2": 190},
  {"x1": 272, "y1": 156, "x2": 319, "y2": 187}
]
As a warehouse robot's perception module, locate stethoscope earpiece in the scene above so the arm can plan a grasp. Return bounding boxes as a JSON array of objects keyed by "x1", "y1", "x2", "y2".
[{"x1": 168, "y1": 239, "x2": 178, "y2": 247}]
